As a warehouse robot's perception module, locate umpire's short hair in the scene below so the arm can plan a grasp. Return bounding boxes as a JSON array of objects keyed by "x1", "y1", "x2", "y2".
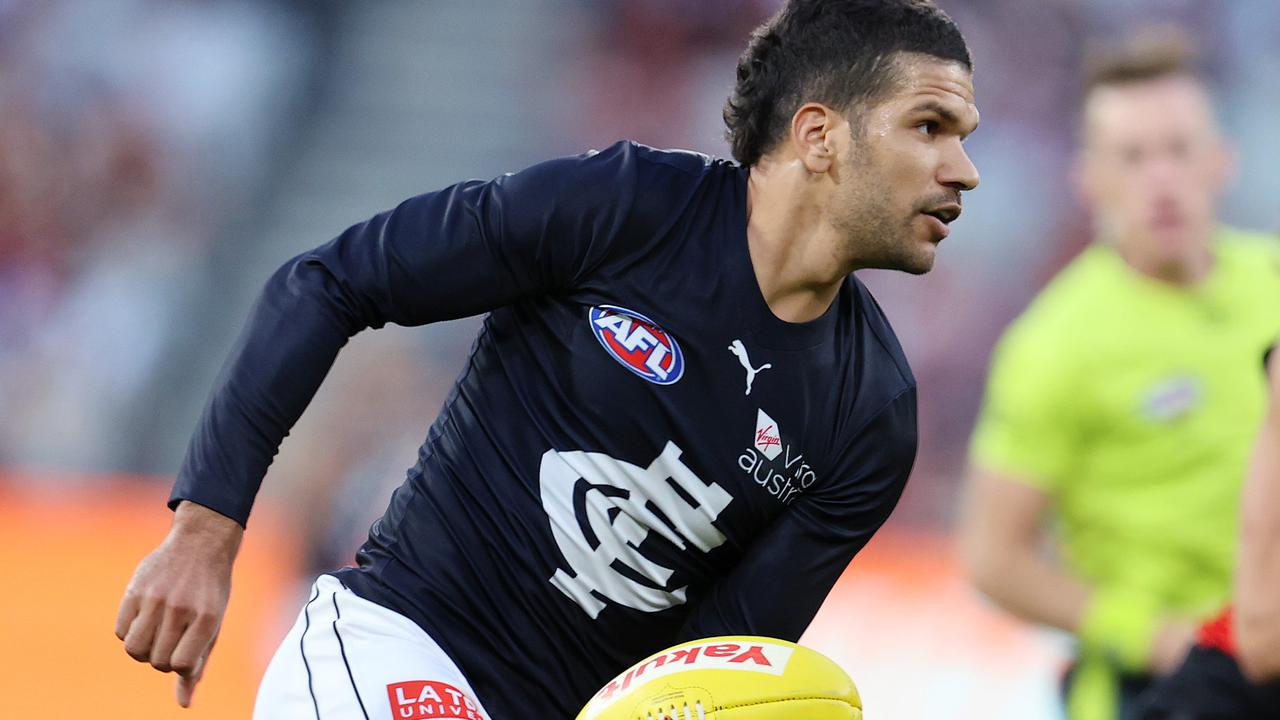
[{"x1": 1082, "y1": 26, "x2": 1203, "y2": 97}]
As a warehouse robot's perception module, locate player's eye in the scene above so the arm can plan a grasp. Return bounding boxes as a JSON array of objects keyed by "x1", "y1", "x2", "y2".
[{"x1": 915, "y1": 121, "x2": 939, "y2": 136}]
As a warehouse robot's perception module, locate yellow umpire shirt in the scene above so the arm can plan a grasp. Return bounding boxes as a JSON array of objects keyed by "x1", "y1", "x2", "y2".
[{"x1": 970, "y1": 227, "x2": 1280, "y2": 719}]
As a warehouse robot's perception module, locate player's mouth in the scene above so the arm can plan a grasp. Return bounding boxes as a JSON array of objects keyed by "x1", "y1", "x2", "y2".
[{"x1": 920, "y1": 204, "x2": 961, "y2": 241}]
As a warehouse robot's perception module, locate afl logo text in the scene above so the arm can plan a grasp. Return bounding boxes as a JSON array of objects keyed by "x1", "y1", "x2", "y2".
[{"x1": 588, "y1": 305, "x2": 684, "y2": 385}]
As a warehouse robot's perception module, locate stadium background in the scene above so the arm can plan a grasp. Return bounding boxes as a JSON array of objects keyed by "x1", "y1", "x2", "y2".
[{"x1": 2, "y1": 1, "x2": 1277, "y2": 717}]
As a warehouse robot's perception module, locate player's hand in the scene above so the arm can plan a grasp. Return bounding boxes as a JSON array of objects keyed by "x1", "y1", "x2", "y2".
[
  {"x1": 115, "y1": 500, "x2": 243, "y2": 707},
  {"x1": 1148, "y1": 618, "x2": 1196, "y2": 675}
]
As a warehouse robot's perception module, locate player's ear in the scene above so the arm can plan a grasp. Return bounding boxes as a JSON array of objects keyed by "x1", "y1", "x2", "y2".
[{"x1": 790, "y1": 103, "x2": 838, "y2": 175}]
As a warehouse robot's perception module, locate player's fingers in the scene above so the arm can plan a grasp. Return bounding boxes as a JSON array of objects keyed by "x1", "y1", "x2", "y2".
[
  {"x1": 122, "y1": 594, "x2": 164, "y2": 662},
  {"x1": 148, "y1": 605, "x2": 192, "y2": 673},
  {"x1": 177, "y1": 672, "x2": 198, "y2": 708},
  {"x1": 176, "y1": 639, "x2": 214, "y2": 709},
  {"x1": 114, "y1": 590, "x2": 141, "y2": 641},
  {"x1": 170, "y1": 614, "x2": 218, "y2": 678}
]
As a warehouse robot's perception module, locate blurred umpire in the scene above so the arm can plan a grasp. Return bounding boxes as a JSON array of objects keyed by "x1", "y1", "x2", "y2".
[{"x1": 959, "y1": 32, "x2": 1280, "y2": 720}]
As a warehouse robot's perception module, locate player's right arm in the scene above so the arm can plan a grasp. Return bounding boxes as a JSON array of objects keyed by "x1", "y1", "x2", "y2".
[
  {"x1": 960, "y1": 322, "x2": 1193, "y2": 674},
  {"x1": 114, "y1": 142, "x2": 647, "y2": 705},
  {"x1": 1236, "y1": 348, "x2": 1280, "y2": 683}
]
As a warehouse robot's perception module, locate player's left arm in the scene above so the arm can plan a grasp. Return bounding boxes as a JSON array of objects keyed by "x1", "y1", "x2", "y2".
[
  {"x1": 676, "y1": 388, "x2": 916, "y2": 642},
  {"x1": 1236, "y1": 347, "x2": 1280, "y2": 683}
]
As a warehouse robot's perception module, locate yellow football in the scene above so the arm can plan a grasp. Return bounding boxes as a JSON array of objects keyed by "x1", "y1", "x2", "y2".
[{"x1": 576, "y1": 636, "x2": 862, "y2": 720}]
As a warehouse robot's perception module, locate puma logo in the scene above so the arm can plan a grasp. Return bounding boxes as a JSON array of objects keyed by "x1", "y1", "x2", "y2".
[{"x1": 728, "y1": 339, "x2": 772, "y2": 396}]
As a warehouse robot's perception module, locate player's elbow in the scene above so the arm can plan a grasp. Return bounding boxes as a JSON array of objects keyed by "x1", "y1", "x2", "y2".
[{"x1": 269, "y1": 251, "x2": 382, "y2": 336}]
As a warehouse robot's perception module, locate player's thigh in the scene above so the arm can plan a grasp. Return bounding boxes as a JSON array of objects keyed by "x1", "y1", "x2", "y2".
[{"x1": 255, "y1": 575, "x2": 489, "y2": 720}]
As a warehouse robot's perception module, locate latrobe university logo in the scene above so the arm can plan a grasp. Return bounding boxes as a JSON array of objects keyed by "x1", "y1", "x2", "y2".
[
  {"x1": 588, "y1": 305, "x2": 684, "y2": 385},
  {"x1": 387, "y1": 680, "x2": 483, "y2": 720}
]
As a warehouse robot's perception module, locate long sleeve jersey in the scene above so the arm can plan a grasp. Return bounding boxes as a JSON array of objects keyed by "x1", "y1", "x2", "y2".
[{"x1": 171, "y1": 141, "x2": 918, "y2": 718}]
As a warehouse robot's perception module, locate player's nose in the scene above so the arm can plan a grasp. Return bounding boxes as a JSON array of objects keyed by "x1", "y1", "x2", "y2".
[{"x1": 940, "y1": 143, "x2": 980, "y2": 192}]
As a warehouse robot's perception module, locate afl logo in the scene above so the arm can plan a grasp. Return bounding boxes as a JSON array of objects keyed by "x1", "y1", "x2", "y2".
[{"x1": 588, "y1": 305, "x2": 684, "y2": 385}]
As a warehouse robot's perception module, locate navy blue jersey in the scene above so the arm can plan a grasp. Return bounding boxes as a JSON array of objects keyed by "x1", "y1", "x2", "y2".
[{"x1": 172, "y1": 141, "x2": 917, "y2": 718}]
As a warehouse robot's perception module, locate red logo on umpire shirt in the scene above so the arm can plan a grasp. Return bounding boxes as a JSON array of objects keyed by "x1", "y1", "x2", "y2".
[{"x1": 387, "y1": 681, "x2": 482, "y2": 720}]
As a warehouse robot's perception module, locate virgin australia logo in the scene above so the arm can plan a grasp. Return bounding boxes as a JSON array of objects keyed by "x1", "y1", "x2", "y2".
[{"x1": 753, "y1": 408, "x2": 782, "y2": 460}]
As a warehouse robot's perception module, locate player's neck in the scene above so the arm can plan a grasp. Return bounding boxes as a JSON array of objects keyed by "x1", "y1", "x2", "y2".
[{"x1": 744, "y1": 161, "x2": 849, "y2": 324}]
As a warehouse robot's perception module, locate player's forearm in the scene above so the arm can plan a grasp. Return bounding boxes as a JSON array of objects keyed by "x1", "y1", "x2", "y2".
[
  {"x1": 170, "y1": 258, "x2": 361, "y2": 526},
  {"x1": 1236, "y1": 410, "x2": 1280, "y2": 682}
]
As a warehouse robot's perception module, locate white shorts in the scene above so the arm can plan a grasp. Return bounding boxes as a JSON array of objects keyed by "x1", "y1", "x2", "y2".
[{"x1": 254, "y1": 575, "x2": 492, "y2": 720}]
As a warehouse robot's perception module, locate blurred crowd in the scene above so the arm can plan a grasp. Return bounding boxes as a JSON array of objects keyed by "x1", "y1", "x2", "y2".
[
  {"x1": 2, "y1": 0, "x2": 1279, "y2": 575},
  {"x1": 0, "y1": 0, "x2": 312, "y2": 473}
]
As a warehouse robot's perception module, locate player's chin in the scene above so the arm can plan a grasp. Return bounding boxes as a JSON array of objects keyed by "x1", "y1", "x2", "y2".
[
  {"x1": 895, "y1": 237, "x2": 937, "y2": 275},
  {"x1": 900, "y1": 251, "x2": 936, "y2": 275},
  {"x1": 894, "y1": 218, "x2": 944, "y2": 274}
]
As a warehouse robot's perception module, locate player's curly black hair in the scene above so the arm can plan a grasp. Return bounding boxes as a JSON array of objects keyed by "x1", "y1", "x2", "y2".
[{"x1": 724, "y1": 0, "x2": 971, "y2": 166}]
